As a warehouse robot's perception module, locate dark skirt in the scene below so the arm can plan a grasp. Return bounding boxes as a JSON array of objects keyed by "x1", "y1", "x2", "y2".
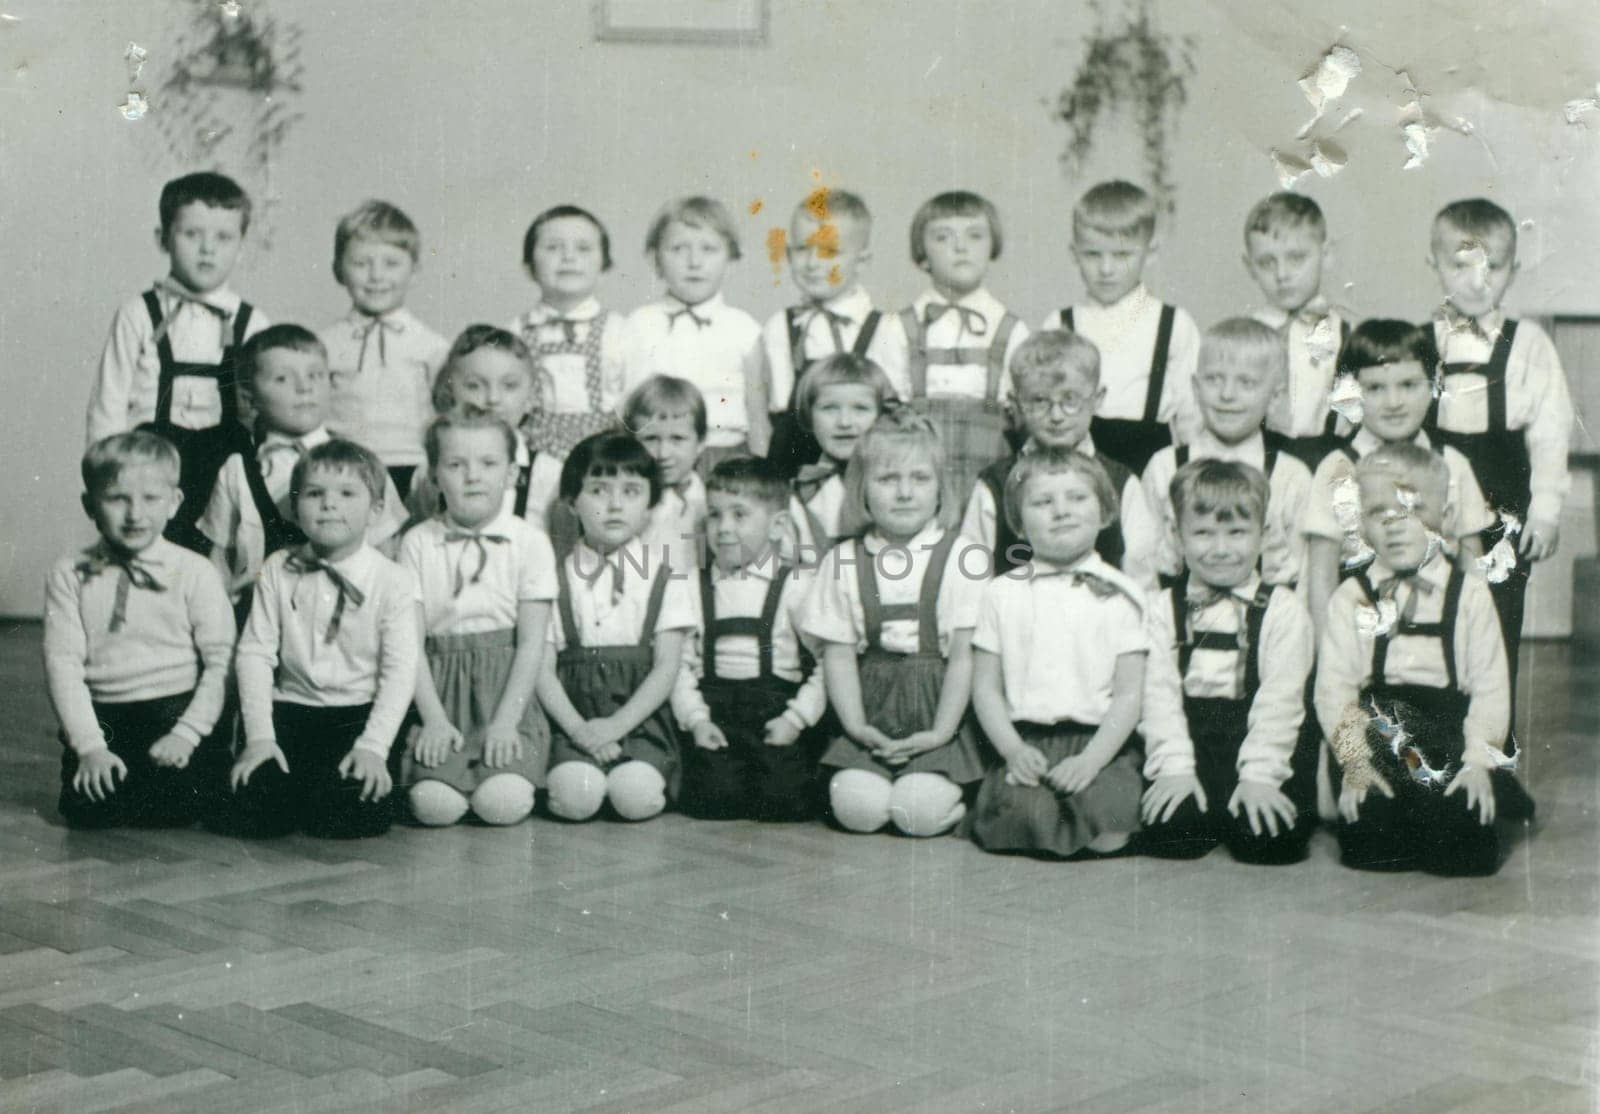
[
  {"x1": 820, "y1": 649, "x2": 986, "y2": 784},
  {"x1": 547, "y1": 644, "x2": 681, "y2": 799},
  {"x1": 969, "y1": 720, "x2": 1144, "y2": 857}
]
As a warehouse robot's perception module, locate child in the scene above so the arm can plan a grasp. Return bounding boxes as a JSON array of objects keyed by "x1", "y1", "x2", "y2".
[
  {"x1": 1425, "y1": 198, "x2": 1573, "y2": 678},
  {"x1": 536, "y1": 432, "x2": 696, "y2": 822},
  {"x1": 786, "y1": 353, "x2": 895, "y2": 562},
  {"x1": 877, "y1": 190, "x2": 1028, "y2": 503},
  {"x1": 967, "y1": 449, "x2": 1147, "y2": 857},
  {"x1": 229, "y1": 440, "x2": 420, "y2": 838},
  {"x1": 1303, "y1": 320, "x2": 1493, "y2": 639},
  {"x1": 87, "y1": 172, "x2": 271, "y2": 548},
  {"x1": 624, "y1": 375, "x2": 707, "y2": 575},
  {"x1": 1044, "y1": 180, "x2": 1200, "y2": 475},
  {"x1": 44, "y1": 432, "x2": 235, "y2": 828},
  {"x1": 1138, "y1": 460, "x2": 1317, "y2": 864},
  {"x1": 399, "y1": 415, "x2": 556, "y2": 827},
  {"x1": 800, "y1": 410, "x2": 984, "y2": 837},
  {"x1": 761, "y1": 189, "x2": 899, "y2": 478},
  {"x1": 962, "y1": 329, "x2": 1158, "y2": 586},
  {"x1": 1243, "y1": 192, "x2": 1353, "y2": 467},
  {"x1": 199, "y1": 326, "x2": 406, "y2": 608},
  {"x1": 508, "y1": 204, "x2": 627, "y2": 458},
  {"x1": 1141, "y1": 318, "x2": 1312, "y2": 589},
  {"x1": 1317, "y1": 444, "x2": 1532, "y2": 875},
  {"x1": 620, "y1": 196, "x2": 767, "y2": 464},
  {"x1": 318, "y1": 200, "x2": 450, "y2": 496},
  {"x1": 671, "y1": 457, "x2": 826, "y2": 820}
]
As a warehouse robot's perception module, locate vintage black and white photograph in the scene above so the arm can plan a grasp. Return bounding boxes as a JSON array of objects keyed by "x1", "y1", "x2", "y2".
[{"x1": 0, "y1": 0, "x2": 1597, "y2": 1110}]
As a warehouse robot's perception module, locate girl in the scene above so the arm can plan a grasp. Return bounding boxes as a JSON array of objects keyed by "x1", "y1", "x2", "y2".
[
  {"x1": 400, "y1": 414, "x2": 556, "y2": 826},
  {"x1": 536, "y1": 431, "x2": 696, "y2": 821},
  {"x1": 967, "y1": 449, "x2": 1147, "y2": 858},
  {"x1": 508, "y1": 206, "x2": 625, "y2": 459},
  {"x1": 799, "y1": 409, "x2": 984, "y2": 836},
  {"x1": 786, "y1": 353, "x2": 895, "y2": 563}
]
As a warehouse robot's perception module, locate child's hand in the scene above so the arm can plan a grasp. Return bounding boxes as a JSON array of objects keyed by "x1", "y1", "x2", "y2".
[
  {"x1": 74, "y1": 749, "x2": 127, "y2": 801},
  {"x1": 1521, "y1": 515, "x2": 1560, "y2": 561},
  {"x1": 851, "y1": 723, "x2": 894, "y2": 755},
  {"x1": 148, "y1": 733, "x2": 197, "y2": 770},
  {"x1": 570, "y1": 720, "x2": 624, "y2": 766},
  {"x1": 1445, "y1": 763, "x2": 1496, "y2": 825},
  {"x1": 1002, "y1": 744, "x2": 1049, "y2": 787},
  {"x1": 411, "y1": 720, "x2": 464, "y2": 769},
  {"x1": 231, "y1": 740, "x2": 288, "y2": 791},
  {"x1": 763, "y1": 717, "x2": 801, "y2": 748},
  {"x1": 693, "y1": 722, "x2": 730, "y2": 751},
  {"x1": 883, "y1": 730, "x2": 948, "y2": 765},
  {"x1": 1337, "y1": 773, "x2": 1393, "y2": 824},
  {"x1": 1141, "y1": 773, "x2": 1206, "y2": 825},
  {"x1": 1046, "y1": 752, "x2": 1104, "y2": 796},
  {"x1": 1228, "y1": 780, "x2": 1297, "y2": 838},
  {"x1": 338, "y1": 748, "x2": 393, "y2": 803},
  {"x1": 482, "y1": 719, "x2": 524, "y2": 769}
]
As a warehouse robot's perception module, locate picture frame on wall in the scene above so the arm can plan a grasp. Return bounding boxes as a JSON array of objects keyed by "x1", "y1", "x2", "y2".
[{"x1": 594, "y1": 0, "x2": 768, "y2": 45}]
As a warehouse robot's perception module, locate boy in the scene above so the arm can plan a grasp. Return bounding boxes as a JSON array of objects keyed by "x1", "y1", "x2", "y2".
[
  {"x1": 1141, "y1": 318, "x2": 1312, "y2": 589},
  {"x1": 1044, "y1": 180, "x2": 1201, "y2": 474},
  {"x1": 761, "y1": 189, "x2": 898, "y2": 478},
  {"x1": 962, "y1": 329, "x2": 1158, "y2": 587},
  {"x1": 228, "y1": 440, "x2": 421, "y2": 839},
  {"x1": 44, "y1": 432, "x2": 235, "y2": 828},
  {"x1": 1318, "y1": 444, "x2": 1532, "y2": 875},
  {"x1": 671, "y1": 457, "x2": 826, "y2": 820},
  {"x1": 198, "y1": 326, "x2": 406, "y2": 609},
  {"x1": 786, "y1": 353, "x2": 895, "y2": 562},
  {"x1": 87, "y1": 172, "x2": 271, "y2": 549},
  {"x1": 1425, "y1": 198, "x2": 1573, "y2": 677},
  {"x1": 317, "y1": 200, "x2": 450, "y2": 497},
  {"x1": 1243, "y1": 192, "x2": 1353, "y2": 467},
  {"x1": 1303, "y1": 320, "x2": 1493, "y2": 639},
  {"x1": 1138, "y1": 460, "x2": 1317, "y2": 864},
  {"x1": 626, "y1": 375, "x2": 708, "y2": 574}
]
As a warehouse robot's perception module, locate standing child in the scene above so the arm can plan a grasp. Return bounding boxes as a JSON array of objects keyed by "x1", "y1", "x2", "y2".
[
  {"x1": 1318, "y1": 444, "x2": 1532, "y2": 875},
  {"x1": 961, "y1": 329, "x2": 1158, "y2": 585},
  {"x1": 1044, "y1": 180, "x2": 1200, "y2": 475},
  {"x1": 1243, "y1": 192, "x2": 1353, "y2": 467},
  {"x1": 620, "y1": 196, "x2": 767, "y2": 463},
  {"x1": 624, "y1": 375, "x2": 708, "y2": 575},
  {"x1": 318, "y1": 200, "x2": 450, "y2": 497},
  {"x1": 45, "y1": 432, "x2": 235, "y2": 828},
  {"x1": 1138, "y1": 460, "x2": 1317, "y2": 864},
  {"x1": 228, "y1": 440, "x2": 420, "y2": 838},
  {"x1": 1141, "y1": 318, "x2": 1312, "y2": 589},
  {"x1": 800, "y1": 410, "x2": 984, "y2": 837},
  {"x1": 509, "y1": 205, "x2": 626, "y2": 458},
  {"x1": 761, "y1": 189, "x2": 899, "y2": 478},
  {"x1": 399, "y1": 415, "x2": 555, "y2": 827},
  {"x1": 672, "y1": 457, "x2": 826, "y2": 820},
  {"x1": 1424, "y1": 198, "x2": 1573, "y2": 680},
  {"x1": 877, "y1": 190, "x2": 1028, "y2": 503},
  {"x1": 537, "y1": 432, "x2": 696, "y2": 822},
  {"x1": 786, "y1": 354, "x2": 894, "y2": 562},
  {"x1": 87, "y1": 172, "x2": 271, "y2": 549}
]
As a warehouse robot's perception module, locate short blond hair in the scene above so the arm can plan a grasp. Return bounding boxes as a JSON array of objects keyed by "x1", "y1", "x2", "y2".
[{"x1": 839, "y1": 408, "x2": 961, "y2": 536}]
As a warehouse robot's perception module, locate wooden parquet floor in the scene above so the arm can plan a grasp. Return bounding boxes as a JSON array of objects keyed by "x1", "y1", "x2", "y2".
[{"x1": 0, "y1": 619, "x2": 1596, "y2": 1113}]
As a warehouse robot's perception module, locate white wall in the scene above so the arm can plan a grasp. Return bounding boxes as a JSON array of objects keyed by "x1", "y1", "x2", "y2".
[{"x1": 2, "y1": 0, "x2": 1596, "y2": 621}]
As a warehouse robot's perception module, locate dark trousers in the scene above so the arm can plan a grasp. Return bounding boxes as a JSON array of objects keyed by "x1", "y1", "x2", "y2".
[
  {"x1": 59, "y1": 692, "x2": 210, "y2": 829},
  {"x1": 679, "y1": 680, "x2": 819, "y2": 821},
  {"x1": 1337, "y1": 784, "x2": 1505, "y2": 876},
  {"x1": 223, "y1": 702, "x2": 395, "y2": 839}
]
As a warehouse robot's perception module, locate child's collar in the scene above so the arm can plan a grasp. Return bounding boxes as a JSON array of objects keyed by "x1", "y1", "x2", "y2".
[
  {"x1": 802, "y1": 284, "x2": 870, "y2": 317},
  {"x1": 1368, "y1": 546, "x2": 1449, "y2": 590},
  {"x1": 533, "y1": 295, "x2": 602, "y2": 321},
  {"x1": 260, "y1": 425, "x2": 330, "y2": 451},
  {"x1": 863, "y1": 519, "x2": 943, "y2": 554},
  {"x1": 1351, "y1": 425, "x2": 1432, "y2": 457},
  {"x1": 155, "y1": 276, "x2": 240, "y2": 315},
  {"x1": 1084, "y1": 282, "x2": 1149, "y2": 313},
  {"x1": 1193, "y1": 426, "x2": 1265, "y2": 460},
  {"x1": 667, "y1": 291, "x2": 726, "y2": 314},
  {"x1": 1185, "y1": 569, "x2": 1263, "y2": 605}
]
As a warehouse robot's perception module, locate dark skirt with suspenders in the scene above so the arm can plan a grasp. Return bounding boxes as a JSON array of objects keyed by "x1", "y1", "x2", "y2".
[
  {"x1": 767, "y1": 309, "x2": 883, "y2": 480},
  {"x1": 680, "y1": 566, "x2": 821, "y2": 821},
  {"x1": 897, "y1": 308, "x2": 1019, "y2": 503},
  {"x1": 545, "y1": 562, "x2": 682, "y2": 799},
  {"x1": 819, "y1": 530, "x2": 986, "y2": 783},
  {"x1": 519, "y1": 311, "x2": 620, "y2": 459},
  {"x1": 1062, "y1": 304, "x2": 1174, "y2": 476},
  {"x1": 978, "y1": 452, "x2": 1132, "y2": 577},
  {"x1": 1333, "y1": 567, "x2": 1534, "y2": 875},
  {"x1": 137, "y1": 289, "x2": 256, "y2": 554}
]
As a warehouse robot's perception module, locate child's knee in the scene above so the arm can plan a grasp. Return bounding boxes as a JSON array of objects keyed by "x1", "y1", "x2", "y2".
[
  {"x1": 887, "y1": 772, "x2": 965, "y2": 837},
  {"x1": 1087, "y1": 831, "x2": 1130, "y2": 854},
  {"x1": 547, "y1": 761, "x2": 607, "y2": 821},
  {"x1": 409, "y1": 780, "x2": 470, "y2": 827},
  {"x1": 829, "y1": 768, "x2": 893, "y2": 833},
  {"x1": 471, "y1": 774, "x2": 535, "y2": 826},
  {"x1": 606, "y1": 761, "x2": 666, "y2": 821}
]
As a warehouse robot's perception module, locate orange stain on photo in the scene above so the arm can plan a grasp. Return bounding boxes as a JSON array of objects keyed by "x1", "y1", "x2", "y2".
[{"x1": 749, "y1": 199, "x2": 763, "y2": 215}]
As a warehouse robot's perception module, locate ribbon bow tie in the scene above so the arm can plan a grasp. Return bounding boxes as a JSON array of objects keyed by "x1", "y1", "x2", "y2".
[
  {"x1": 354, "y1": 314, "x2": 404, "y2": 372},
  {"x1": 256, "y1": 438, "x2": 306, "y2": 480},
  {"x1": 577, "y1": 550, "x2": 626, "y2": 605},
  {"x1": 1377, "y1": 568, "x2": 1437, "y2": 624},
  {"x1": 153, "y1": 281, "x2": 231, "y2": 345},
  {"x1": 285, "y1": 549, "x2": 367, "y2": 642},
  {"x1": 1440, "y1": 307, "x2": 1493, "y2": 344},
  {"x1": 1033, "y1": 565, "x2": 1120, "y2": 599},
  {"x1": 547, "y1": 315, "x2": 585, "y2": 344},
  {"x1": 667, "y1": 304, "x2": 711, "y2": 331},
  {"x1": 922, "y1": 301, "x2": 988, "y2": 338},
  {"x1": 443, "y1": 529, "x2": 510, "y2": 596},
  {"x1": 75, "y1": 547, "x2": 164, "y2": 633},
  {"x1": 794, "y1": 459, "x2": 838, "y2": 498},
  {"x1": 1185, "y1": 584, "x2": 1254, "y2": 613},
  {"x1": 799, "y1": 302, "x2": 851, "y2": 351}
]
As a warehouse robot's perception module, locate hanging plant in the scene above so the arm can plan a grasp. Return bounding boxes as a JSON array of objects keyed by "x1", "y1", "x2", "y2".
[{"x1": 1053, "y1": 0, "x2": 1196, "y2": 210}]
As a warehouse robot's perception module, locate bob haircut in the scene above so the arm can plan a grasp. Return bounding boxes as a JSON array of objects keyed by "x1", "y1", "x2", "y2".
[
  {"x1": 558, "y1": 430, "x2": 662, "y2": 508},
  {"x1": 622, "y1": 375, "x2": 708, "y2": 440},
  {"x1": 794, "y1": 353, "x2": 895, "y2": 433},
  {"x1": 522, "y1": 204, "x2": 613, "y2": 272},
  {"x1": 644, "y1": 196, "x2": 741, "y2": 261},
  {"x1": 909, "y1": 190, "x2": 1002, "y2": 265},
  {"x1": 423, "y1": 413, "x2": 519, "y2": 471},
  {"x1": 290, "y1": 438, "x2": 387, "y2": 506},
  {"x1": 1169, "y1": 458, "x2": 1269, "y2": 529},
  {"x1": 837, "y1": 407, "x2": 961, "y2": 537},
  {"x1": 1002, "y1": 446, "x2": 1120, "y2": 538}
]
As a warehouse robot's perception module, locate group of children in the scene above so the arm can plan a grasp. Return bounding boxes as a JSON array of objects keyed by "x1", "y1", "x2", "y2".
[{"x1": 46, "y1": 169, "x2": 1570, "y2": 878}]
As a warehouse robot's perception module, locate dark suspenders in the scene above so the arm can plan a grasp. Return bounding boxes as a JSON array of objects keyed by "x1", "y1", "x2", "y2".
[
  {"x1": 1059, "y1": 303, "x2": 1173, "y2": 422},
  {"x1": 1170, "y1": 578, "x2": 1272, "y2": 695},
  {"x1": 143, "y1": 289, "x2": 252, "y2": 426},
  {"x1": 700, "y1": 565, "x2": 792, "y2": 681},
  {"x1": 786, "y1": 308, "x2": 884, "y2": 377},
  {"x1": 513, "y1": 455, "x2": 533, "y2": 518},
  {"x1": 1358, "y1": 567, "x2": 1464, "y2": 692},
  {"x1": 899, "y1": 309, "x2": 1017, "y2": 402},
  {"x1": 556, "y1": 557, "x2": 669, "y2": 651},
  {"x1": 1322, "y1": 318, "x2": 1354, "y2": 437},
  {"x1": 1437, "y1": 320, "x2": 1518, "y2": 433},
  {"x1": 857, "y1": 530, "x2": 957, "y2": 654}
]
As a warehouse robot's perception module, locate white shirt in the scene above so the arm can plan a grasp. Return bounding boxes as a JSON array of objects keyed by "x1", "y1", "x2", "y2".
[
  {"x1": 875, "y1": 287, "x2": 1028, "y2": 403},
  {"x1": 404, "y1": 434, "x2": 563, "y2": 536},
  {"x1": 642, "y1": 473, "x2": 707, "y2": 576},
  {"x1": 787, "y1": 472, "x2": 847, "y2": 563},
  {"x1": 401, "y1": 507, "x2": 559, "y2": 637},
  {"x1": 548, "y1": 537, "x2": 697, "y2": 651},
  {"x1": 760, "y1": 286, "x2": 899, "y2": 409},
  {"x1": 508, "y1": 297, "x2": 628, "y2": 417},
  {"x1": 1251, "y1": 300, "x2": 1349, "y2": 439},
  {"x1": 318, "y1": 306, "x2": 449, "y2": 467},
  {"x1": 619, "y1": 293, "x2": 763, "y2": 448}
]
